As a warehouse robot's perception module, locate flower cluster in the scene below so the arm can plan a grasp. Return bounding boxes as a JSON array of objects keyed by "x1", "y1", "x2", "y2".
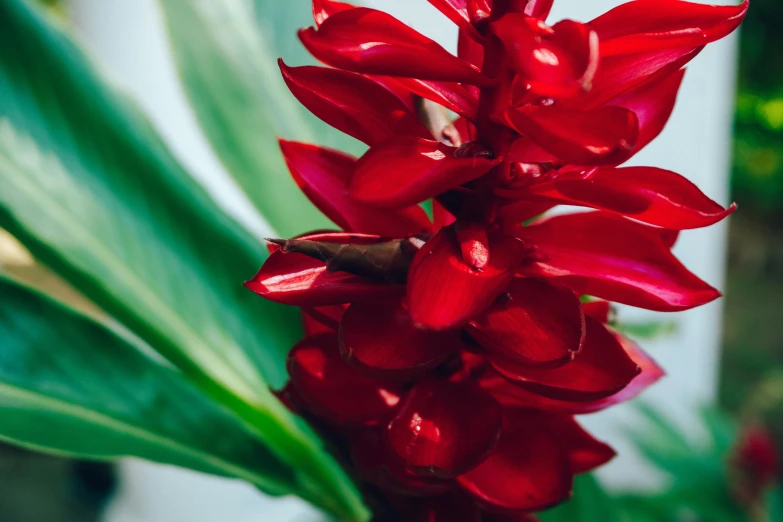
[{"x1": 246, "y1": 0, "x2": 747, "y2": 519}]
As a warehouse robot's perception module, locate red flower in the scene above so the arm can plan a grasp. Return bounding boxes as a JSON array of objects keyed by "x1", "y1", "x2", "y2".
[{"x1": 247, "y1": 0, "x2": 746, "y2": 519}]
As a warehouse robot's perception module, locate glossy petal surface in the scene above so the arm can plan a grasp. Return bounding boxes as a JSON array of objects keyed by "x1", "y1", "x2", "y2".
[
  {"x1": 506, "y1": 105, "x2": 638, "y2": 166},
  {"x1": 591, "y1": 0, "x2": 748, "y2": 56},
  {"x1": 387, "y1": 380, "x2": 502, "y2": 477},
  {"x1": 280, "y1": 61, "x2": 430, "y2": 146},
  {"x1": 280, "y1": 140, "x2": 432, "y2": 236},
  {"x1": 288, "y1": 334, "x2": 403, "y2": 425},
  {"x1": 458, "y1": 409, "x2": 572, "y2": 511},
  {"x1": 524, "y1": 166, "x2": 735, "y2": 229},
  {"x1": 350, "y1": 137, "x2": 500, "y2": 208},
  {"x1": 408, "y1": 227, "x2": 526, "y2": 330},
  {"x1": 482, "y1": 332, "x2": 664, "y2": 414},
  {"x1": 340, "y1": 299, "x2": 460, "y2": 378},
  {"x1": 312, "y1": 0, "x2": 354, "y2": 26},
  {"x1": 351, "y1": 429, "x2": 451, "y2": 496},
  {"x1": 516, "y1": 212, "x2": 721, "y2": 311},
  {"x1": 489, "y1": 317, "x2": 640, "y2": 401},
  {"x1": 468, "y1": 278, "x2": 585, "y2": 367},
  {"x1": 300, "y1": 8, "x2": 492, "y2": 85},
  {"x1": 492, "y1": 15, "x2": 599, "y2": 98},
  {"x1": 607, "y1": 69, "x2": 685, "y2": 154}
]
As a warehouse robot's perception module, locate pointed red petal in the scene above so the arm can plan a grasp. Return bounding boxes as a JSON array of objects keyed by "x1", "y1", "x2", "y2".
[
  {"x1": 299, "y1": 8, "x2": 493, "y2": 86},
  {"x1": 408, "y1": 227, "x2": 526, "y2": 330},
  {"x1": 582, "y1": 300, "x2": 611, "y2": 324},
  {"x1": 506, "y1": 105, "x2": 639, "y2": 166},
  {"x1": 574, "y1": 46, "x2": 702, "y2": 110},
  {"x1": 349, "y1": 137, "x2": 501, "y2": 208},
  {"x1": 516, "y1": 212, "x2": 721, "y2": 311},
  {"x1": 608, "y1": 69, "x2": 685, "y2": 153},
  {"x1": 340, "y1": 299, "x2": 460, "y2": 378},
  {"x1": 427, "y1": 0, "x2": 485, "y2": 42},
  {"x1": 312, "y1": 0, "x2": 354, "y2": 26},
  {"x1": 526, "y1": 166, "x2": 736, "y2": 229},
  {"x1": 387, "y1": 380, "x2": 502, "y2": 478},
  {"x1": 492, "y1": 15, "x2": 599, "y2": 98},
  {"x1": 351, "y1": 429, "x2": 452, "y2": 496},
  {"x1": 372, "y1": 76, "x2": 480, "y2": 120},
  {"x1": 488, "y1": 316, "x2": 640, "y2": 401},
  {"x1": 467, "y1": 277, "x2": 585, "y2": 368},
  {"x1": 541, "y1": 415, "x2": 616, "y2": 474},
  {"x1": 590, "y1": 0, "x2": 748, "y2": 56},
  {"x1": 458, "y1": 409, "x2": 573, "y2": 511},
  {"x1": 480, "y1": 331, "x2": 665, "y2": 414},
  {"x1": 288, "y1": 334, "x2": 403, "y2": 425},
  {"x1": 280, "y1": 61, "x2": 430, "y2": 146},
  {"x1": 279, "y1": 140, "x2": 432, "y2": 236},
  {"x1": 246, "y1": 233, "x2": 403, "y2": 306},
  {"x1": 524, "y1": 0, "x2": 554, "y2": 19}
]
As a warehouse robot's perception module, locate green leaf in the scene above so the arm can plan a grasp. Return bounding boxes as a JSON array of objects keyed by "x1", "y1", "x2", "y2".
[
  {"x1": 0, "y1": 1, "x2": 368, "y2": 519},
  {"x1": 156, "y1": 0, "x2": 364, "y2": 237},
  {"x1": 0, "y1": 275, "x2": 296, "y2": 496}
]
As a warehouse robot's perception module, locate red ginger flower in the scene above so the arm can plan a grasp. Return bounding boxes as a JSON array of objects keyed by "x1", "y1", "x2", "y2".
[{"x1": 246, "y1": 0, "x2": 747, "y2": 519}]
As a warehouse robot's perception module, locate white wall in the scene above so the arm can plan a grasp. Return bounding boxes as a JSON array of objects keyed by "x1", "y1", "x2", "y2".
[{"x1": 69, "y1": 0, "x2": 739, "y2": 519}]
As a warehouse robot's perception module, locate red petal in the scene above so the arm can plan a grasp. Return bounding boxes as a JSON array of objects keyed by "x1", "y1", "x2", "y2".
[
  {"x1": 525, "y1": 166, "x2": 736, "y2": 229},
  {"x1": 524, "y1": 0, "x2": 554, "y2": 19},
  {"x1": 658, "y1": 228, "x2": 680, "y2": 249},
  {"x1": 427, "y1": 0, "x2": 485, "y2": 42},
  {"x1": 582, "y1": 300, "x2": 611, "y2": 324},
  {"x1": 312, "y1": 0, "x2": 354, "y2": 26},
  {"x1": 408, "y1": 227, "x2": 526, "y2": 330},
  {"x1": 351, "y1": 429, "x2": 452, "y2": 496},
  {"x1": 506, "y1": 105, "x2": 639, "y2": 166},
  {"x1": 349, "y1": 137, "x2": 501, "y2": 208},
  {"x1": 373, "y1": 76, "x2": 479, "y2": 120},
  {"x1": 489, "y1": 316, "x2": 640, "y2": 401},
  {"x1": 279, "y1": 140, "x2": 432, "y2": 236},
  {"x1": 541, "y1": 415, "x2": 616, "y2": 474},
  {"x1": 459, "y1": 28, "x2": 484, "y2": 69},
  {"x1": 516, "y1": 212, "x2": 721, "y2": 311},
  {"x1": 574, "y1": 47, "x2": 702, "y2": 110},
  {"x1": 492, "y1": 15, "x2": 599, "y2": 98},
  {"x1": 288, "y1": 334, "x2": 403, "y2": 425},
  {"x1": 590, "y1": 0, "x2": 748, "y2": 56},
  {"x1": 467, "y1": 277, "x2": 585, "y2": 367},
  {"x1": 480, "y1": 332, "x2": 665, "y2": 414},
  {"x1": 607, "y1": 69, "x2": 685, "y2": 154},
  {"x1": 302, "y1": 305, "x2": 344, "y2": 335},
  {"x1": 457, "y1": 409, "x2": 572, "y2": 511},
  {"x1": 300, "y1": 8, "x2": 493, "y2": 86},
  {"x1": 340, "y1": 299, "x2": 460, "y2": 378},
  {"x1": 387, "y1": 380, "x2": 502, "y2": 478},
  {"x1": 279, "y1": 61, "x2": 430, "y2": 146},
  {"x1": 246, "y1": 233, "x2": 403, "y2": 306}
]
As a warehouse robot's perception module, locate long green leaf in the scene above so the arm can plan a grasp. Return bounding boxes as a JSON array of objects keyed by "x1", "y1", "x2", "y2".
[
  {"x1": 157, "y1": 0, "x2": 364, "y2": 237},
  {"x1": 0, "y1": 276, "x2": 296, "y2": 496},
  {"x1": 0, "y1": 1, "x2": 367, "y2": 519}
]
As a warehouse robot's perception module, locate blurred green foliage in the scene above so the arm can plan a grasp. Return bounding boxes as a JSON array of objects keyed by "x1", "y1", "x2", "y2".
[{"x1": 732, "y1": 0, "x2": 783, "y2": 218}]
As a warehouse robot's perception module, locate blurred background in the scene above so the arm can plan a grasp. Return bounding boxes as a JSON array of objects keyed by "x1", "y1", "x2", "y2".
[{"x1": 1, "y1": 0, "x2": 781, "y2": 521}]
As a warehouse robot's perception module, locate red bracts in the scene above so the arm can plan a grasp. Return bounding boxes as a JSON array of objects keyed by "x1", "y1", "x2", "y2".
[{"x1": 247, "y1": 0, "x2": 746, "y2": 519}]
